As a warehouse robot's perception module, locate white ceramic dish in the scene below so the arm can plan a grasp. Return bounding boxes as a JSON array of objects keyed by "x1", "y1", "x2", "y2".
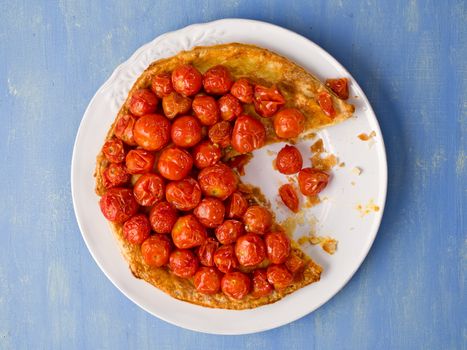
[{"x1": 71, "y1": 19, "x2": 387, "y2": 335}]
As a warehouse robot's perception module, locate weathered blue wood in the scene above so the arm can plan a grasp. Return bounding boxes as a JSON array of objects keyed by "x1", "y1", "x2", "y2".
[{"x1": 0, "y1": 1, "x2": 465, "y2": 349}]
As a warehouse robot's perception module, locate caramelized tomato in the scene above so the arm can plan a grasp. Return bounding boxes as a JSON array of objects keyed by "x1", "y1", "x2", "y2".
[
  {"x1": 114, "y1": 114, "x2": 137, "y2": 146},
  {"x1": 149, "y1": 201, "x2": 178, "y2": 234},
  {"x1": 162, "y1": 92, "x2": 192, "y2": 119},
  {"x1": 214, "y1": 245, "x2": 239, "y2": 273},
  {"x1": 194, "y1": 267, "x2": 222, "y2": 295},
  {"x1": 171, "y1": 64, "x2": 202, "y2": 97},
  {"x1": 123, "y1": 214, "x2": 151, "y2": 244},
  {"x1": 192, "y1": 141, "x2": 221, "y2": 169},
  {"x1": 171, "y1": 214, "x2": 207, "y2": 249},
  {"x1": 125, "y1": 149, "x2": 155, "y2": 174},
  {"x1": 317, "y1": 91, "x2": 335, "y2": 117},
  {"x1": 157, "y1": 146, "x2": 193, "y2": 181},
  {"x1": 169, "y1": 249, "x2": 199, "y2": 278},
  {"x1": 298, "y1": 168, "x2": 330, "y2": 196},
  {"x1": 235, "y1": 233, "x2": 266, "y2": 267},
  {"x1": 215, "y1": 220, "x2": 244, "y2": 245},
  {"x1": 243, "y1": 206, "x2": 272, "y2": 234},
  {"x1": 231, "y1": 115, "x2": 266, "y2": 154},
  {"x1": 151, "y1": 72, "x2": 174, "y2": 98},
  {"x1": 192, "y1": 95, "x2": 220, "y2": 126},
  {"x1": 197, "y1": 237, "x2": 219, "y2": 267},
  {"x1": 193, "y1": 197, "x2": 225, "y2": 228},
  {"x1": 102, "y1": 163, "x2": 130, "y2": 189},
  {"x1": 165, "y1": 177, "x2": 202, "y2": 211},
  {"x1": 230, "y1": 78, "x2": 253, "y2": 103},
  {"x1": 266, "y1": 264, "x2": 293, "y2": 289},
  {"x1": 251, "y1": 269, "x2": 273, "y2": 298},
  {"x1": 203, "y1": 65, "x2": 233, "y2": 95},
  {"x1": 141, "y1": 234, "x2": 172, "y2": 267},
  {"x1": 221, "y1": 272, "x2": 251, "y2": 300},
  {"x1": 278, "y1": 184, "x2": 299, "y2": 213},
  {"x1": 226, "y1": 191, "x2": 248, "y2": 219},
  {"x1": 285, "y1": 254, "x2": 304, "y2": 275},
  {"x1": 127, "y1": 88, "x2": 159, "y2": 117},
  {"x1": 208, "y1": 121, "x2": 232, "y2": 148},
  {"x1": 198, "y1": 163, "x2": 238, "y2": 200},
  {"x1": 265, "y1": 232, "x2": 291, "y2": 264},
  {"x1": 275, "y1": 144, "x2": 303, "y2": 174},
  {"x1": 326, "y1": 78, "x2": 349, "y2": 100},
  {"x1": 253, "y1": 85, "x2": 285, "y2": 117},
  {"x1": 171, "y1": 115, "x2": 202, "y2": 148},
  {"x1": 133, "y1": 173, "x2": 165, "y2": 206},
  {"x1": 102, "y1": 138, "x2": 125, "y2": 164},
  {"x1": 218, "y1": 94, "x2": 243, "y2": 121},
  {"x1": 273, "y1": 108, "x2": 305, "y2": 139},
  {"x1": 133, "y1": 114, "x2": 171, "y2": 151},
  {"x1": 99, "y1": 188, "x2": 138, "y2": 223}
]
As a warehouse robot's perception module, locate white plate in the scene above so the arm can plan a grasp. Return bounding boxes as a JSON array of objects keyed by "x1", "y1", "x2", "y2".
[{"x1": 71, "y1": 19, "x2": 387, "y2": 335}]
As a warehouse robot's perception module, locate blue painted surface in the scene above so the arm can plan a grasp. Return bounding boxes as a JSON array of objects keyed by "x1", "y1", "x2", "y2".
[{"x1": 0, "y1": 0, "x2": 465, "y2": 349}]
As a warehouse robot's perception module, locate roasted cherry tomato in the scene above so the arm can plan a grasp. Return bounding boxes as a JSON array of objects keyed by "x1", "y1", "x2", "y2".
[
  {"x1": 221, "y1": 272, "x2": 251, "y2": 300},
  {"x1": 125, "y1": 149, "x2": 155, "y2": 174},
  {"x1": 133, "y1": 114, "x2": 171, "y2": 151},
  {"x1": 275, "y1": 144, "x2": 303, "y2": 174},
  {"x1": 251, "y1": 269, "x2": 273, "y2": 298},
  {"x1": 208, "y1": 120, "x2": 232, "y2": 148},
  {"x1": 151, "y1": 72, "x2": 174, "y2": 98},
  {"x1": 235, "y1": 233, "x2": 266, "y2": 267},
  {"x1": 317, "y1": 91, "x2": 336, "y2": 117},
  {"x1": 162, "y1": 92, "x2": 192, "y2": 119},
  {"x1": 298, "y1": 168, "x2": 330, "y2": 196},
  {"x1": 196, "y1": 237, "x2": 219, "y2": 267},
  {"x1": 230, "y1": 78, "x2": 253, "y2": 103},
  {"x1": 171, "y1": 64, "x2": 202, "y2": 97},
  {"x1": 218, "y1": 94, "x2": 243, "y2": 121},
  {"x1": 198, "y1": 163, "x2": 238, "y2": 200},
  {"x1": 171, "y1": 115, "x2": 202, "y2": 148},
  {"x1": 157, "y1": 146, "x2": 193, "y2": 181},
  {"x1": 114, "y1": 114, "x2": 137, "y2": 146},
  {"x1": 192, "y1": 140, "x2": 221, "y2": 169},
  {"x1": 215, "y1": 220, "x2": 244, "y2": 245},
  {"x1": 226, "y1": 191, "x2": 248, "y2": 219},
  {"x1": 326, "y1": 78, "x2": 349, "y2": 100},
  {"x1": 278, "y1": 184, "x2": 299, "y2": 213},
  {"x1": 253, "y1": 85, "x2": 285, "y2": 117},
  {"x1": 141, "y1": 234, "x2": 172, "y2": 267},
  {"x1": 193, "y1": 197, "x2": 225, "y2": 228},
  {"x1": 192, "y1": 95, "x2": 220, "y2": 126},
  {"x1": 214, "y1": 245, "x2": 239, "y2": 273},
  {"x1": 194, "y1": 267, "x2": 222, "y2": 295},
  {"x1": 203, "y1": 65, "x2": 233, "y2": 95},
  {"x1": 102, "y1": 138, "x2": 125, "y2": 164},
  {"x1": 171, "y1": 214, "x2": 207, "y2": 249},
  {"x1": 99, "y1": 188, "x2": 139, "y2": 223},
  {"x1": 267, "y1": 264, "x2": 293, "y2": 289},
  {"x1": 231, "y1": 115, "x2": 266, "y2": 154},
  {"x1": 285, "y1": 254, "x2": 304, "y2": 275},
  {"x1": 133, "y1": 173, "x2": 165, "y2": 206},
  {"x1": 127, "y1": 88, "x2": 159, "y2": 117},
  {"x1": 265, "y1": 232, "x2": 291, "y2": 264},
  {"x1": 273, "y1": 108, "x2": 305, "y2": 139},
  {"x1": 123, "y1": 214, "x2": 151, "y2": 244},
  {"x1": 243, "y1": 205, "x2": 272, "y2": 234},
  {"x1": 149, "y1": 201, "x2": 178, "y2": 234},
  {"x1": 169, "y1": 249, "x2": 199, "y2": 278},
  {"x1": 102, "y1": 163, "x2": 130, "y2": 189},
  {"x1": 165, "y1": 177, "x2": 202, "y2": 211}
]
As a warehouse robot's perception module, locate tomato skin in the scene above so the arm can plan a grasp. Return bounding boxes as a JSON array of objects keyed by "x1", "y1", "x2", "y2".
[
  {"x1": 102, "y1": 163, "x2": 130, "y2": 189},
  {"x1": 171, "y1": 214, "x2": 207, "y2": 249},
  {"x1": 193, "y1": 197, "x2": 225, "y2": 228},
  {"x1": 230, "y1": 78, "x2": 253, "y2": 103},
  {"x1": 169, "y1": 249, "x2": 199, "y2": 278},
  {"x1": 198, "y1": 163, "x2": 238, "y2": 200},
  {"x1": 133, "y1": 173, "x2": 165, "y2": 206},
  {"x1": 208, "y1": 121, "x2": 232, "y2": 148},
  {"x1": 172, "y1": 65, "x2": 202, "y2": 97},
  {"x1": 192, "y1": 95, "x2": 220, "y2": 126},
  {"x1": 226, "y1": 191, "x2": 249, "y2": 219},
  {"x1": 133, "y1": 114, "x2": 171, "y2": 151},
  {"x1": 278, "y1": 184, "x2": 299, "y2": 213},
  {"x1": 99, "y1": 188, "x2": 139, "y2": 223},
  {"x1": 285, "y1": 254, "x2": 304, "y2": 275},
  {"x1": 326, "y1": 78, "x2": 349, "y2": 100},
  {"x1": 102, "y1": 138, "x2": 125, "y2": 164},
  {"x1": 157, "y1": 146, "x2": 193, "y2": 181},
  {"x1": 273, "y1": 108, "x2": 305, "y2": 139},
  {"x1": 265, "y1": 232, "x2": 291, "y2": 264},
  {"x1": 267, "y1": 264, "x2": 293, "y2": 289},
  {"x1": 221, "y1": 272, "x2": 251, "y2": 300},
  {"x1": 141, "y1": 234, "x2": 172, "y2": 267},
  {"x1": 253, "y1": 85, "x2": 285, "y2": 117},
  {"x1": 203, "y1": 65, "x2": 233, "y2": 95},
  {"x1": 125, "y1": 149, "x2": 155, "y2": 174},
  {"x1": 215, "y1": 220, "x2": 244, "y2": 245},
  {"x1": 196, "y1": 237, "x2": 220, "y2": 267},
  {"x1": 276, "y1": 145, "x2": 303, "y2": 175},
  {"x1": 251, "y1": 269, "x2": 273, "y2": 298},
  {"x1": 235, "y1": 233, "x2": 267, "y2": 267},
  {"x1": 231, "y1": 115, "x2": 266, "y2": 154},
  {"x1": 151, "y1": 72, "x2": 174, "y2": 98},
  {"x1": 192, "y1": 141, "x2": 221, "y2": 169},
  {"x1": 243, "y1": 206, "x2": 272, "y2": 234},
  {"x1": 317, "y1": 91, "x2": 336, "y2": 117},
  {"x1": 114, "y1": 114, "x2": 137, "y2": 146},
  {"x1": 149, "y1": 201, "x2": 178, "y2": 234},
  {"x1": 165, "y1": 178, "x2": 202, "y2": 211},
  {"x1": 171, "y1": 115, "x2": 202, "y2": 148},
  {"x1": 162, "y1": 92, "x2": 192, "y2": 119},
  {"x1": 214, "y1": 244, "x2": 239, "y2": 273},
  {"x1": 194, "y1": 267, "x2": 222, "y2": 295},
  {"x1": 298, "y1": 168, "x2": 330, "y2": 196},
  {"x1": 123, "y1": 214, "x2": 151, "y2": 244},
  {"x1": 127, "y1": 88, "x2": 159, "y2": 117},
  {"x1": 218, "y1": 94, "x2": 243, "y2": 121}
]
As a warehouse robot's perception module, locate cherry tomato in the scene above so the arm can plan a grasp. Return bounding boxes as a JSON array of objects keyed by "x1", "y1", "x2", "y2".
[
  {"x1": 215, "y1": 220, "x2": 244, "y2": 245},
  {"x1": 276, "y1": 145, "x2": 303, "y2": 174},
  {"x1": 230, "y1": 78, "x2": 253, "y2": 103},
  {"x1": 298, "y1": 168, "x2": 330, "y2": 196},
  {"x1": 235, "y1": 233, "x2": 266, "y2": 267},
  {"x1": 102, "y1": 163, "x2": 130, "y2": 189},
  {"x1": 231, "y1": 115, "x2": 266, "y2": 154},
  {"x1": 317, "y1": 91, "x2": 335, "y2": 117},
  {"x1": 226, "y1": 154, "x2": 252, "y2": 176},
  {"x1": 133, "y1": 114, "x2": 171, "y2": 151},
  {"x1": 171, "y1": 64, "x2": 202, "y2": 97},
  {"x1": 193, "y1": 197, "x2": 225, "y2": 228},
  {"x1": 114, "y1": 114, "x2": 137, "y2": 146},
  {"x1": 218, "y1": 94, "x2": 243, "y2": 121},
  {"x1": 267, "y1": 264, "x2": 293, "y2": 289},
  {"x1": 149, "y1": 201, "x2": 178, "y2": 234},
  {"x1": 127, "y1": 89, "x2": 159, "y2": 117},
  {"x1": 285, "y1": 254, "x2": 304, "y2": 275},
  {"x1": 198, "y1": 163, "x2": 238, "y2": 200},
  {"x1": 151, "y1": 72, "x2": 174, "y2": 98},
  {"x1": 278, "y1": 184, "x2": 299, "y2": 213},
  {"x1": 208, "y1": 121, "x2": 232, "y2": 148},
  {"x1": 171, "y1": 214, "x2": 207, "y2": 249},
  {"x1": 165, "y1": 177, "x2": 202, "y2": 211},
  {"x1": 99, "y1": 188, "x2": 139, "y2": 223},
  {"x1": 196, "y1": 237, "x2": 220, "y2": 267},
  {"x1": 171, "y1": 115, "x2": 202, "y2": 148},
  {"x1": 214, "y1": 245, "x2": 239, "y2": 273},
  {"x1": 157, "y1": 146, "x2": 193, "y2": 181},
  {"x1": 243, "y1": 206, "x2": 272, "y2": 234},
  {"x1": 192, "y1": 140, "x2": 221, "y2": 169},
  {"x1": 203, "y1": 65, "x2": 233, "y2": 95},
  {"x1": 192, "y1": 95, "x2": 220, "y2": 126},
  {"x1": 194, "y1": 267, "x2": 222, "y2": 295},
  {"x1": 253, "y1": 85, "x2": 285, "y2": 117},
  {"x1": 162, "y1": 92, "x2": 192, "y2": 119},
  {"x1": 169, "y1": 249, "x2": 199, "y2": 278},
  {"x1": 102, "y1": 138, "x2": 125, "y2": 163},
  {"x1": 251, "y1": 269, "x2": 273, "y2": 298},
  {"x1": 125, "y1": 149, "x2": 155, "y2": 174},
  {"x1": 265, "y1": 232, "x2": 291, "y2": 264},
  {"x1": 141, "y1": 234, "x2": 172, "y2": 267},
  {"x1": 326, "y1": 78, "x2": 349, "y2": 100},
  {"x1": 123, "y1": 214, "x2": 151, "y2": 244},
  {"x1": 221, "y1": 272, "x2": 251, "y2": 300},
  {"x1": 133, "y1": 173, "x2": 165, "y2": 206},
  {"x1": 226, "y1": 191, "x2": 248, "y2": 219},
  {"x1": 273, "y1": 108, "x2": 305, "y2": 139}
]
